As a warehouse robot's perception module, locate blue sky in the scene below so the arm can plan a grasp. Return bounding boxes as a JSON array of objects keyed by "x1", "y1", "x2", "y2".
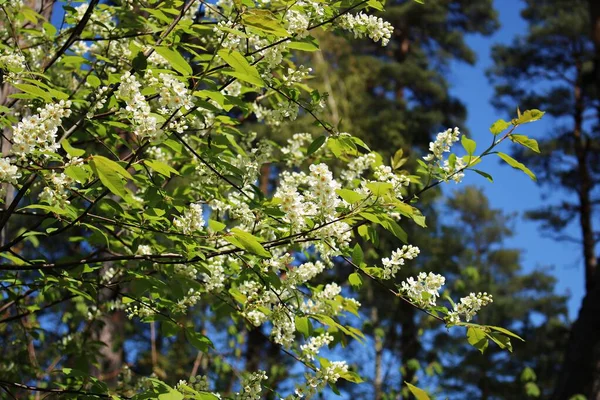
[{"x1": 447, "y1": 0, "x2": 584, "y2": 318}]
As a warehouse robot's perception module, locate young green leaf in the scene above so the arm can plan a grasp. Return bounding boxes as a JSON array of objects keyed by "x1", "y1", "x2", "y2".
[
  {"x1": 218, "y1": 49, "x2": 264, "y2": 87},
  {"x1": 497, "y1": 152, "x2": 536, "y2": 181},
  {"x1": 405, "y1": 382, "x2": 431, "y2": 400}
]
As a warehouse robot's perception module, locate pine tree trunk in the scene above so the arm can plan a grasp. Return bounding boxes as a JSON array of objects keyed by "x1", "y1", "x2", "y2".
[
  {"x1": 590, "y1": 0, "x2": 600, "y2": 97},
  {"x1": 552, "y1": 60, "x2": 600, "y2": 400}
]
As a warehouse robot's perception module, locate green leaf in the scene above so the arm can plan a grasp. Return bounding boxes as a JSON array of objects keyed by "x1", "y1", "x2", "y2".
[
  {"x1": 490, "y1": 119, "x2": 510, "y2": 135},
  {"x1": 466, "y1": 326, "x2": 489, "y2": 354},
  {"x1": 86, "y1": 75, "x2": 101, "y2": 88},
  {"x1": 295, "y1": 316, "x2": 310, "y2": 338},
  {"x1": 218, "y1": 49, "x2": 264, "y2": 87},
  {"x1": 306, "y1": 135, "x2": 327, "y2": 156},
  {"x1": 392, "y1": 148, "x2": 407, "y2": 170},
  {"x1": 185, "y1": 329, "x2": 214, "y2": 352},
  {"x1": 487, "y1": 325, "x2": 524, "y2": 341},
  {"x1": 144, "y1": 159, "x2": 180, "y2": 177},
  {"x1": 405, "y1": 382, "x2": 430, "y2": 400},
  {"x1": 461, "y1": 135, "x2": 476, "y2": 156},
  {"x1": 521, "y1": 367, "x2": 537, "y2": 383},
  {"x1": 226, "y1": 228, "x2": 271, "y2": 258},
  {"x1": 242, "y1": 10, "x2": 288, "y2": 37},
  {"x1": 13, "y1": 83, "x2": 53, "y2": 102},
  {"x1": 286, "y1": 38, "x2": 320, "y2": 52},
  {"x1": 366, "y1": 182, "x2": 393, "y2": 196},
  {"x1": 335, "y1": 188, "x2": 365, "y2": 204},
  {"x1": 208, "y1": 219, "x2": 226, "y2": 232},
  {"x1": 487, "y1": 332, "x2": 513, "y2": 352},
  {"x1": 352, "y1": 244, "x2": 364, "y2": 267},
  {"x1": 154, "y1": 46, "x2": 193, "y2": 76},
  {"x1": 348, "y1": 272, "x2": 363, "y2": 289},
  {"x1": 158, "y1": 390, "x2": 184, "y2": 400},
  {"x1": 90, "y1": 156, "x2": 132, "y2": 198},
  {"x1": 525, "y1": 382, "x2": 541, "y2": 397},
  {"x1": 61, "y1": 139, "x2": 85, "y2": 157},
  {"x1": 472, "y1": 169, "x2": 493, "y2": 182},
  {"x1": 510, "y1": 134, "x2": 540, "y2": 153},
  {"x1": 497, "y1": 152, "x2": 536, "y2": 181},
  {"x1": 514, "y1": 109, "x2": 545, "y2": 125}
]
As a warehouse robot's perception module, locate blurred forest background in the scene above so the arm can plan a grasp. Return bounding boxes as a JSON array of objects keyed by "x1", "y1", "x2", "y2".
[{"x1": 2, "y1": 0, "x2": 600, "y2": 399}]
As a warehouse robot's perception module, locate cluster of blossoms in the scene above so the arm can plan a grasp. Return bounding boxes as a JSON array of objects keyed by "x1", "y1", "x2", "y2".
[
  {"x1": 173, "y1": 203, "x2": 205, "y2": 235},
  {"x1": 39, "y1": 173, "x2": 74, "y2": 207},
  {"x1": 175, "y1": 288, "x2": 202, "y2": 312},
  {"x1": 125, "y1": 302, "x2": 155, "y2": 319},
  {"x1": 116, "y1": 72, "x2": 160, "y2": 141},
  {"x1": 381, "y1": 245, "x2": 420, "y2": 279},
  {"x1": 423, "y1": 127, "x2": 467, "y2": 183},
  {"x1": 174, "y1": 263, "x2": 198, "y2": 279},
  {"x1": 0, "y1": 158, "x2": 21, "y2": 184},
  {"x1": 235, "y1": 371, "x2": 268, "y2": 400},
  {"x1": 292, "y1": 361, "x2": 349, "y2": 398},
  {"x1": 372, "y1": 164, "x2": 411, "y2": 199},
  {"x1": 11, "y1": 100, "x2": 72, "y2": 158},
  {"x1": 285, "y1": 9, "x2": 310, "y2": 37},
  {"x1": 337, "y1": 12, "x2": 394, "y2": 46},
  {"x1": 280, "y1": 133, "x2": 314, "y2": 166},
  {"x1": 341, "y1": 152, "x2": 376, "y2": 182},
  {"x1": 300, "y1": 333, "x2": 334, "y2": 361},
  {"x1": 252, "y1": 102, "x2": 299, "y2": 126},
  {"x1": 282, "y1": 66, "x2": 312, "y2": 87},
  {"x1": 424, "y1": 127, "x2": 461, "y2": 162},
  {"x1": 400, "y1": 272, "x2": 446, "y2": 307},
  {"x1": 447, "y1": 292, "x2": 494, "y2": 324},
  {"x1": 146, "y1": 70, "x2": 194, "y2": 115},
  {"x1": 0, "y1": 49, "x2": 25, "y2": 78}
]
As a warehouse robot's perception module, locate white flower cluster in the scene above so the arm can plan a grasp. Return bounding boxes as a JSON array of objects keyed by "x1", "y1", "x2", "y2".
[
  {"x1": 174, "y1": 263, "x2": 198, "y2": 279},
  {"x1": 136, "y1": 245, "x2": 152, "y2": 255},
  {"x1": 235, "y1": 371, "x2": 268, "y2": 400},
  {"x1": 301, "y1": 282, "x2": 343, "y2": 314},
  {"x1": 293, "y1": 361, "x2": 349, "y2": 398},
  {"x1": 176, "y1": 288, "x2": 202, "y2": 312},
  {"x1": 443, "y1": 156, "x2": 467, "y2": 183},
  {"x1": 372, "y1": 164, "x2": 411, "y2": 199},
  {"x1": 11, "y1": 100, "x2": 72, "y2": 158},
  {"x1": 300, "y1": 333, "x2": 334, "y2": 361},
  {"x1": 202, "y1": 256, "x2": 226, "y2": 292},
  {"x1": 282, "y1": 65, "x2": 312, "y2": 87},
  {"x1": 0, "y1": 49, "x2": 25, "y2": 73},
  {"x1": 0, "y1": 158, "x2": 21, "y2": 184},
  {"x1": 39, "y1": 173, "x2": 73, "y2": 207},
  {"x1": 252, "y1": 102, "x2": 299, "y2": 126},
  {"x1": 147, "y1": 71, "x2": 194, "y2": 115},
  {"x1": 174, "y1": 203, "x2": 205, "y2": 235},
  {"x1": 424, "y1": 127, "x2": 461, "y2": 162},
  {"x1": 341, "y1": 152, "x2": 376, "y2": 182},
  {"x1": 271, "y1": 304, "x2": 297, "y2": 348},
  {"x1": 116, "y1": 72, "x2": 160, "y2": 141},
  {"x1": 125, "y1": 302, "x2": 155, "y2": 319},
  {"x1": 381, "y1": 245, "x2": 420, "y2": 279},
  {"x1": 337, "y1": 12, "x2": 394, "y2": 46},
  {"x1": 447, "y1": 292, "x2": 493, "y2": 324},
  {"x1": 287, "y1": 261, "x2": 326, "y2": 288},
  {"x1": 86, "y1": 85, "x2": 110, "y2": 118},
  {"x1": 286, "y1": 9, "x2": 310, "y2": 37},
  {"x1": 308, "y1": 163, "x2": 341, "y2": 217},
  {"x1": 280, "y1": 133, "x2": 313, "y2": 166},
  {"x1": 400, "y1": 272, "x2": 446, "y2": 307}
]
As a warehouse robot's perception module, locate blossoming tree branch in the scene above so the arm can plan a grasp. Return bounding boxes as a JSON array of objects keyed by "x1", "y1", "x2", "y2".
[{"x1": 0, "y1": 0, "x2": 544, "y2": 398}]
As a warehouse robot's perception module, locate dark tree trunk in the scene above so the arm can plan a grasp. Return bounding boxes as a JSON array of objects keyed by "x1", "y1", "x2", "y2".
[{"x1": 553, "y1": 59, "x2": 600, "y2": 400}]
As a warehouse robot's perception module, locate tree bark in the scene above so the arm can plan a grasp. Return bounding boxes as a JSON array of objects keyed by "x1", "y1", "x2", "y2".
[
  {"x1": 590, "y1": 0, "x2": 600, "y2": 97},
  {"x1": 552, "y1": 58, "x2": 600, "y2": 400}
]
